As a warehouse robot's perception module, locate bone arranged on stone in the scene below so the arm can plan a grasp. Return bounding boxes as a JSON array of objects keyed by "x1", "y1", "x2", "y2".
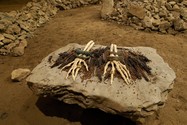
[{"x1": 27, "y1": 43, "x2": 176, "y2": 120}]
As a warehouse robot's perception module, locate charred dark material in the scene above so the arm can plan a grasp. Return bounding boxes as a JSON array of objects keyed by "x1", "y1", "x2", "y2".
[
  {"x1": 50, "y1": 47, "x2": 152, "y2": 82},
  {"x1": 50, "y1": 50, "x2": 77, "y2": 69},
  {"x1": 121, "y1": 50, "x2": 151, "y2": 81}
]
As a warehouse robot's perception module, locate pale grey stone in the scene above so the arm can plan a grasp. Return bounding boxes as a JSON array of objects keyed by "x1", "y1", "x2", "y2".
[{"x1": 27, "y1": 43, "x2": 176, "y2": 121}]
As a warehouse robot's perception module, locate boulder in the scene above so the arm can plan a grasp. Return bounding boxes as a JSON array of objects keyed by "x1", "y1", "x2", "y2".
[
  {"x1": 11, "y1": 68, "x2": 31, "y2": 82},
  {"x1": 27, "y1": 43, "x2": 176, "y2": 122}
]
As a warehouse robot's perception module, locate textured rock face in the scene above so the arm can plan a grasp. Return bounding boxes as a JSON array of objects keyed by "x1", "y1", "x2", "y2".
[
  {"x1": 101, "y1": 0, "x2": 187, "y2": 34},
  {"x1": 27, "y1": 43, "x2": 176, "y2": 121}
]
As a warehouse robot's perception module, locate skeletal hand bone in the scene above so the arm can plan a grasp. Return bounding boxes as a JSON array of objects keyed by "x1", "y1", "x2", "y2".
[
  {"x1": 103, "y1": 44, "x2": 132, "y2": 85},
  {"x1": 61, "y1": 40, "x2": 94, "y2": 80}
]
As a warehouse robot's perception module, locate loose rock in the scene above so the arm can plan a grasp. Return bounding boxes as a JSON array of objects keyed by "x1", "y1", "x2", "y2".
[
  {"x1": 12, "y1": 46, "x2": 25, "y2": 57},
  {"x1": 0, "y1": 34, "x2": 4, "y2": 41},
  {"x1": 101, "y1": 0, "x2": 187, "y2": 33},
  {"x1": 11, "y1": 68, "x2": 31, "y2": 82},
  {"x1": 0, "y1": 0, "x2": 102, "y2": 56},
  {"x1": 101, "y1": 0, "x2": 114, "y2": 19}
]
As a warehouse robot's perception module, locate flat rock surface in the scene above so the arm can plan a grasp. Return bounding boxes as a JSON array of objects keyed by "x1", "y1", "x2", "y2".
[{"x1": 27, "y1": 43, "x2": 176, "y2": 119}]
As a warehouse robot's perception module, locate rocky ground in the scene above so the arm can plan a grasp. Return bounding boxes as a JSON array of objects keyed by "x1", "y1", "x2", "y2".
[
  {"x1": 101, "y1": 0, "x2": 187, "y2": 34},
  {"x1": 0, "y1": 2, "x2": 187, "y2": 125}
]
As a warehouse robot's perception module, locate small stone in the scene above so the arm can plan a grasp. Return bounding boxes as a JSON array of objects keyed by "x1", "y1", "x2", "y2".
[
  {"x1": 38, "y1": 10, "x2": 45, "y2": 16},
  {"x1": 169, "y1": 1, "x2": 176, "y2": 5},
  {"x1": 26, "y1": 2, "x2": 33, "y2": 8},
  {"x1": 153, "y1": 14, "x2": 160, "y2": 19},
  {"x1": 11, "y1": 68, "x2": 31, "y2": 82},
  {"x1": 19, "y1": 23, "x2": 30, "y2": 32},
  {"x1": 143, "y1": 16, "x2": 153, "y2": 28},
  {"x1": 165, "y1": 3, "x2": 173, "y2": 11},
  {"x1": 5, "y1": 24, "x2": 21, "y2": 34},
  {"x1": 0, "y1": 24, "x2": 6, "y2": 31},
  {"x1": 174, "y1": 19, "x2": 187, "y2": 31},
  {"x1": 167, "y1": 28, "x2": 178, "y2": 35},
  {"x1": 180, "y1": 8, "x2": 187, "y2": 20},
  {"x1": 0, "y1": 19, "x2": 12, "y2": 27},
  {"x1": 159, "y1": 10, "x2": 168, "y2": 17},
  {"x1": 0, "y1": 34, "x2": 4, "y2": 41},
  {"x1": 159, "y1": 21, "x2": 171, "y2": 32},
  {"x1": 12, "y1": 46, "x2": 25, "y2": 56},
  {"x1": 101, "y1": 0, "x2": 114, "y2": 19},
  {"x1": 154, "y1": 7, "x2": 159, "y2": 13},
  {"x1": 7, "y1": 11, "x2": 17, "y2": 17},
  {"x1": 2, "y1": 38, "x2": 13, "y2": 44},
  {"x1": 4, "y1": 42, "x2": 18, "y2": 51},
  {"x1": 18, "y1": 35, "x2": 27, "y2": 40},
  {"x1": 19, "y1": 39, "x2": 28, "y2": 48},
  {"x1": 128, "y1": 5, "x2": 146, "y2": 19},
  {"x1": 38, "y1": 17, "x2": 46, "y2": 24},
  {"x1": 171, "y1": 11, "x2": 180, "y2": 19},
  {"x1": 0, "y1": 42, "x2": 4, "y2": 47},
  {"x1": 3, "y1": 34, "x2": 16, "y2": 40},
  {"x1": 173, "y1": 4, "x2": 180, "y2": 11},
  {"x1": 145, "y1": 5, "x2": 151, "y2": 11},
  {"x1": 20, "y1": 13, "x2": 32, "y2": 21},
  {"x1": 183, "y1": 1, "x2": 187, "y2": 6},
  {"x1": 0, "y1": 48, "x2": 10, "y2": 55},
  {"x1": 152, "y1": 19, "x2": 161, "y2": 27},
  {"x1": 167, "y1": 14, "x2": 175, "y2": 22}
]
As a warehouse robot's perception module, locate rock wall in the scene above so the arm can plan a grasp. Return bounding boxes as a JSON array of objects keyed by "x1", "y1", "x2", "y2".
[
  {"x1": 101, "y1": 0, "x2": 187, "y2": 34},
  {"x1": 0, "y1": 0, "x2": 100, "y2": 56}
]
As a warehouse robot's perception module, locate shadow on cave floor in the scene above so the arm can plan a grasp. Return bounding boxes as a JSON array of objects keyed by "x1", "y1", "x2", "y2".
[{"x1": 36, "y1": 97, "x2": 136, "y2": 125}]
